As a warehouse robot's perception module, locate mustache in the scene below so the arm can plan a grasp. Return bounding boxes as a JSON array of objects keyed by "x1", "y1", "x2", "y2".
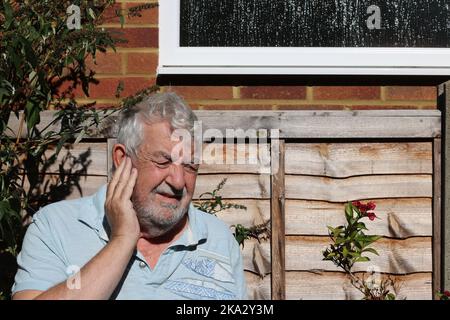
[{"x1": 153, "y1": 182, "x2": 186, "y2": 198}]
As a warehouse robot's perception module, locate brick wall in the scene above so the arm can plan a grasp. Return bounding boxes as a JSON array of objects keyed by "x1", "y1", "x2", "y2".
[{"x1": 79, "y1": 0, "x2": 438, "y2": 110}]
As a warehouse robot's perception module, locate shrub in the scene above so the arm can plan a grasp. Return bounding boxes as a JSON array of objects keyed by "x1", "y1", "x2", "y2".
[
  {"x1": 323, "y1": 201, "x2": 397, "y2": 300},
  {"x1": 0, "y1": 0, "x2": 156, "y2": 299}
]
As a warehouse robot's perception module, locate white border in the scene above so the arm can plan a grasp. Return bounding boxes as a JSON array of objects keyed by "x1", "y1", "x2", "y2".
[{"x1": 159, "y1": 0, "x2": 450, "y2": 76}]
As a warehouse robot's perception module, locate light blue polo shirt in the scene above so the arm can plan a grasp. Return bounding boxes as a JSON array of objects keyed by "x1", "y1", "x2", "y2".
[{"x1": 12, "y1": 184, "x2": 247, "y2": 300}]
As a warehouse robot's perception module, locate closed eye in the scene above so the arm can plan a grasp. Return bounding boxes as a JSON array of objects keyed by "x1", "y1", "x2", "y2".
[
  {"x1": 184, "y1": 163, "x2": 199, "y2": 173},
  {"x1": 154, "y1": 160, "x2": 171, "y2": 168}
]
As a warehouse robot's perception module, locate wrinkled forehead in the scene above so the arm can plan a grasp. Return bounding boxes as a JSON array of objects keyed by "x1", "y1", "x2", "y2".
[{"x1": 138, "y1": 121, "x2": 195, "y2": 159}]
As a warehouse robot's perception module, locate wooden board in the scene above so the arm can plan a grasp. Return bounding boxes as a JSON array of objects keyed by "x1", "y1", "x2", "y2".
[
  {"x1": 285, "y1": 271, "x2": 432, "y2": 300},
  {"x1": 213, "y1": 200, "x2": 271, "y2": 227},
  {"x1": 197, "y1": 110, "x2": 441, "y2": 139},
  {"x1": 286, "y1": 175, "x2": 432, "y2": 201},
  {"x1": 271, "y1": 140, "x2": 286, "y2": 299},
  {"x1": 438, "y1": 81, "x2": 450, "y2": 292},
  {"x1": 212, "y1": 198, "x2": 432, "y2": 238},
  {"x1": 23, "y1": 174, "x2": 107, "y2": 201},
  {"x1": 7, "y1": 110, "x2": 442, "y2": 139},
  {"x1": 286, "y1": 143, "x2": 432, "y2": 177},
  {"x1": 50, "y1": 142, "x2": 270, "y2": 177},
  {"x1": 193, "y1": 174, "x2": 270, "y2": 199},
  {"x1": 241, "y1": 237, "x2": 432, "y2": 275},
  {"x1": 200, "y1": 143, "x2": 270, "y2": 174},
  {"x1": 433, "y1": 138, "x2": 442, "y2": 296},
  {"x1": 285, "y1": 199, "x2": 432, "y2": 238},
  {"x1": 245, "y1": 271, "x2": 432, "y2": 300},
  {"x1": 34, "y1": 172, "x2": 270, "y2": 201},
  {"x1": 43, "y1": 143, "x2": 108, "y2": 176}
]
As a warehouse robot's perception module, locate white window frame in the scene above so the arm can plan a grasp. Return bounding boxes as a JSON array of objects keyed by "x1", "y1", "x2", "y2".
[{"x1": 159, "y1": 0, "x2": 450, "y2": 76}]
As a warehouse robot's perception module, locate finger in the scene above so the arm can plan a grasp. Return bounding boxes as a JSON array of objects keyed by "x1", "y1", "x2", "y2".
[
  {"x1": 122, "y1": 167, "x2": 138, "y2": 201},
  {"x1": 107, "y1": 156, "x2": 127, "y2": 201},
  {"x1": 114, "y1": 157, "x2": 132, "y2": 198}
]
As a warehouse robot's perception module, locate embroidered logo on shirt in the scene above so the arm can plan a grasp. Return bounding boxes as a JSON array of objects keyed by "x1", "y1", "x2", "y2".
[
  {"x1": 165, "y1": 279, "x2": 235, "y2": 300},
  {"x1": 183, "y1": 256, "x2": 235, "y2": 283}
]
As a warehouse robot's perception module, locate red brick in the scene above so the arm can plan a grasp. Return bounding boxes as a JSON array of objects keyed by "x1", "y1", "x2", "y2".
[
  {"x1": 240, "y1": 86, "x2": 306, "y2": 99},
  {"x1": 127, "y1": 52, "x2": 158, "y2": 74},
  {"x1": 86, "y1": 52, "x2": 122, "y2": 74},
  {"x1": 167, "y1": 86, "x2": 233, "y2": 100},
  {"x1": 88, "y1": 77, "x2": 156, "y2": 99},
  {"x1": 93, "y1": 103, "x2": 121, "y2": 110},
  {"x1": 277, "y1": 104, "x2": 346, "y2": 110},
  {"x1": 313, "y1": 86, "x2": 381, "y2": 100},
  {"x1": 109, "y1": 28, "x2": 158, "y2": 48},
  {"x1": 192, "y1": 104, "x2": 275, "y2": 110},
  {"x1": 125, "y1": 3, "x2": 158, "y2": 24},
  {"x1": 385, "y1": 86, "x2": 437, "y2": 101},
  {"x1": 55, "y1": 79, "x2": 85, "y2": 99},
  {"x1": 101, "y1": 3, "x2": 123, "y2": 24}
]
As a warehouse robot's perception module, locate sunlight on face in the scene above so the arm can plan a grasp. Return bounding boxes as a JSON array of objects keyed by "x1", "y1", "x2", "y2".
[{"x1": 131, "y1": 121, "x2": 198, "y2": 238}]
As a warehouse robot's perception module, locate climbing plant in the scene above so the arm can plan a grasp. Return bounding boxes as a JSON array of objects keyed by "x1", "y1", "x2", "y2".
[{"x1": 0, "y1": 0, "x2": 156, "y2": 299}]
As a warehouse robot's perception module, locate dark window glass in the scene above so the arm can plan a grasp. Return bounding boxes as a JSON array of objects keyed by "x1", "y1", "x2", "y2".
[{"x1": 180, "y1": 0, "x2": 449, "y2": 48}]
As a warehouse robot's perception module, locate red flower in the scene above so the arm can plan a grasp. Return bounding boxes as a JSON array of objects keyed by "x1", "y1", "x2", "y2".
[
  {"x1": 366, "y1": 202, "x2": 376, "y2": 211},
  {"x1": 352, "y1": 201, "x2": 362, "y2": 208},
  {"x1": 352, "y1": 201, "x2": 377, "y2": 214},
  {"x1": 444, "y1": 291, "x2": 450, "y2": 297},
  {"x1": 367, "y1": 212, "x2": 377, "y2": 221}
]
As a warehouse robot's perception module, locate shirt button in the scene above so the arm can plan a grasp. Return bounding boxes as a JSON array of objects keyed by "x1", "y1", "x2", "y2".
[{"x1": 139, "y1": 261, "x2": 146, "y2": 269}]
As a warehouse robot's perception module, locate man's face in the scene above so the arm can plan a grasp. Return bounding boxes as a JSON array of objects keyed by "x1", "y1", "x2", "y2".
[{"x1": 131, "y1": 120, "x2": 198, "y2": 238}]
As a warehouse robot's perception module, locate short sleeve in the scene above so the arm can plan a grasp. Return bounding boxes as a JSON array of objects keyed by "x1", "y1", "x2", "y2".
[
  {"x1": 12, "y1": 210, "x2": 68, "y2": 295},
  {"x1": 229, "y1": 235, "x2": 248, "y2": 300}
]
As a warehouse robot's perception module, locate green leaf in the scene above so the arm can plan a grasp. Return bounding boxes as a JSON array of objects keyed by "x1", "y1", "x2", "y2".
[
  {"x1": 342, "y1": 246, "x2": 349, "y2": 258},
  {"x1": 335, "y1": 237, "x2": 347, "y2": 245},
  {"x1": 355, "y1": 222, "x2": 368, "y2": 231},
  {"x1": 74, "y1": 129, "x2": 85, "y2": 145},
  {"x1": 348, "y1": 251, "x2": 361, "y2": 259},
  {"x1": 345, "y1": 203, "x2": 354, "y2": 223},
  {"x1": 0, "y1": 200, "x2": 12, "y2": 222},
  {"x1": 3, "y1": 1, "x2": 14, "y2": 29},
  {"x1": 386, "y1": 293, "x2": 396, "y2": 300},
  {"x1": 355, "y1": 257, "x2": 370, "y2": 262},
  {"x1": 88, "y1": 8, "x2": 96, "y2": 20},
  {"x1": 119, "y1": 14, "x2": 125, "y2": 28},
  {"x1": 25, "y1": 101, "x2": 41, "y2": 132},
  {"x1": 362, "y1": 247, "x2": 379, "y2": 256},
  {"x1": 365, "y1": 235, "x2": 382, "y2": 243}
]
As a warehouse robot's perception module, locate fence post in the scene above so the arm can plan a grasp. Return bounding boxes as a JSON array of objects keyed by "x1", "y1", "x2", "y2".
[
  {"x1": 438, "y1": 81, "x2": 450, "y2": 293},
  {"x1": 271, "y1": 139, "x2": 286, "y2": 299}
]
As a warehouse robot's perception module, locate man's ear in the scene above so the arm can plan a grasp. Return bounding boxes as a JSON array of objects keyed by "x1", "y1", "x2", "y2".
[{"x1": 112, "y1": 144, "x2": 127, "y2": 169}]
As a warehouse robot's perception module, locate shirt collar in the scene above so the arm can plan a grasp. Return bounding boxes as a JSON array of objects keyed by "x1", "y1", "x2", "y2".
[{"x1": 78, "y1": 184, "x2": 208, "y2": 246}]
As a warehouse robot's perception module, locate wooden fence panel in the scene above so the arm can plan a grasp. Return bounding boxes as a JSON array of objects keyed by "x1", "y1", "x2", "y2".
[
  {"x1": 18, "y1": 111, "x2": 439, "y2": 300},
  {"x1": 246, "y1": 271, "x2": 432, "y2": 300},
  {"x1": 284, "y1": 142, "x2": 433, "y2": 300},
  {"x1": 286, "y1": 142, "x2": 432, "y2": 177}
]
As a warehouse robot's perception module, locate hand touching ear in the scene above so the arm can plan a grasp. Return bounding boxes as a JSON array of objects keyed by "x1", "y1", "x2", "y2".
[{"x1": 105, "y1": 156, "x2": 140, "y2": 244}]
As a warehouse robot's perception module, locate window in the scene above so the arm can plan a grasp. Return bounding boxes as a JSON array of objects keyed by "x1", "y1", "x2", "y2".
[{"x1": 159, "y1": 0, "x2": 450, "y2": 76}]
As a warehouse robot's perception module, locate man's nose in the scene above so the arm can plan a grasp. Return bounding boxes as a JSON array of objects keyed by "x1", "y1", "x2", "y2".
[{"x1": 166, "y1": 163, "x2": 186, "y2": 191}]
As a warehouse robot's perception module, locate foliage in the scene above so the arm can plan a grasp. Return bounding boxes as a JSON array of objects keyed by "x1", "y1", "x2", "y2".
[
  {"x1": 233, "y1": 221, "x2": 271, "y2": 248},
  {"x1": 323, "y1": 201, "x2": 397, "y2": 300},
  {"x1": 0, "y1": 0, "x2": 156, "y2": 299},
  {"x1": 194, "y1": 178, "x2": 246, "y2": 215},
  {"x1": 194, "y1": 178, "x2": 270, "y2": 247},
  {"x1": 437, "y1": 290, "x2": 450, "y2": 300}
]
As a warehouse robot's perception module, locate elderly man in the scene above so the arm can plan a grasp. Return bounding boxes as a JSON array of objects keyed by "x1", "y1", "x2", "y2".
[{"x1": 12, "y1": 93, "x2": 247, "y2": 300}]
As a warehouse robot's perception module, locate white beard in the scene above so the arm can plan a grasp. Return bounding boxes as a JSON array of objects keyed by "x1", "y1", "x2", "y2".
[{"x1": 134, "y1": 186, "x2": 188, "y2": 238}]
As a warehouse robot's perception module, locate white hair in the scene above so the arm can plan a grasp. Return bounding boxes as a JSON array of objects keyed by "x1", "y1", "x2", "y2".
[{"x1": 115, "y1": 92, "x2": 197, "y2": 159}]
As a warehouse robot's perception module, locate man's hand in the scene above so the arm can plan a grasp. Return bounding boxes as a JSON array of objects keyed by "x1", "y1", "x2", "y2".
[
  {"x1": 105, "y1": 156, "x2": 140, "y2": 244},
  {"x1": 14, "y1": 157, "x2": 141, "y2": 300}
]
